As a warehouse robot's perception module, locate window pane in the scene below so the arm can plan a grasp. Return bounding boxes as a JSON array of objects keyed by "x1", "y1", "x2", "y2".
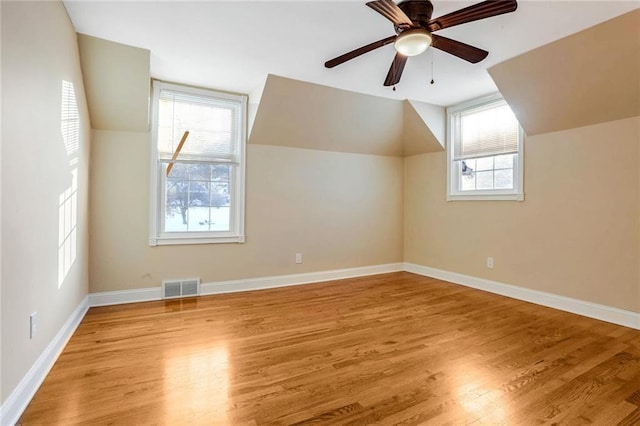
[
  {"x1": 476, "y1": 171, "x2": 494, "y2": 190},
  {"x1": 190, "y1": 179, "x2": 210, "y2": 206},
  {"x1": 208, "y1": 206, "x2": 230, "y2": 231},
  {"x1": 165, "y1": 176, "x2": 189, "y2": 232},
  {"x1": 495, "y1": 169, "x2": 513, "y2": 189},
  {"x1": 495, "y1": 154, "x2": 514, "y2": 169},
  {"x1": 209, "y1": 164, "x2": 231, "y2": 231},
  {"x1": 460, "y1": 173, "x2": 476, "y2": 191},
  {"x1": 475, "y1": 156, "x2": 494, "y2": 171},
  {"x1": 163, "y1": 163, "x2": 231, "y2": 233}
]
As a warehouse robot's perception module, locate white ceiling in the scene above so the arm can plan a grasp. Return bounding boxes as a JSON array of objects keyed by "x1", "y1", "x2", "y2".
[{"x1": 63, "y1": 1, "x2": 639, "y2": 107}]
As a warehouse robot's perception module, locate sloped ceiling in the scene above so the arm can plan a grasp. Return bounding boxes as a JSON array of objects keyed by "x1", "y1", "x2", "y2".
[
  {"x1": 76, "y1": 33, "x2": 442, "y2": 156},
  {"x1": 77, "y1": 34, "x2": 150, "y2": 132},
  {"x1": 403, "y1": 100, "x2": 445, "y2": 156},
  {"x1": 250, "y1": 75, "x2": 404, "y2": 156},
  {"x1": 489, "y1": 9, "x2": 640, "y2": 136},
  {"x1": 249, "y1": 75, "x2": 444, "y2": 157}
]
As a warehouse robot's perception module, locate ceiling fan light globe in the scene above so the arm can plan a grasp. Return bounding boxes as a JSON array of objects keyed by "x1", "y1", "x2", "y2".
[{"x1": 394, "y1": 29, "x2": 432, "y2": 56}]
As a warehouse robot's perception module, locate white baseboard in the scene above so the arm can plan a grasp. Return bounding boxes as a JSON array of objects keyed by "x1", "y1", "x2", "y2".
[
  {"x1": 85, "y1": 263, "x2": 639, "y2": 331},
  {"x1": 200, "y1": 263, "x2": 404, "y2": 295},
  {"x1": 404, "y1": 263, "x2": 640, "y2": 330},
  {"x1": 0, "y1": 296, "x2": 89, "y2": 426},
  {"x1": 86, "y1": 263, "x2": 404, "y2": 306},
  {"x1": 88, "y1": 287, "x2": 162, "y2": 307}
]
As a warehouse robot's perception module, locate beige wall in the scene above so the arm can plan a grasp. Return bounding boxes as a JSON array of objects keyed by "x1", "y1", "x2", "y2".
[
  {"x1": 251, "y1": 75, "x2": 405, "y2": 156},
  {"x1": 249, "y1": 75, "x2": 445, "y2": 157},
  {"x1": 78, "y1": 13, "x2": 637, "y2": 321},
  {"x1": 402, "y1": 100, "x2": 445, "y2": 156},
  {"x1": 1, "y1": 0, "x2": 91, "y2": 403},
  {"x1": 76, "y1": 44, "x2": 406, "y2": 294},
  {"x1": 405, "y1": 117, "x2": 640, "y2": 313},
  {"x1": 489, "y1": 9, "x2": 640, "y2": 136},
  {"x1": 77, "y1": 34, "x2": 150, "y2": 132},
  {"x1": 90, "y1": 132, "x2": 403, "y2": 292}
]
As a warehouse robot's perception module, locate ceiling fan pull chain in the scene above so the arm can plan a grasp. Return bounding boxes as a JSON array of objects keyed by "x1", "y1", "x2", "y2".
[
  {"x1": 393, "y1": 86, "x2": 396, "y2": 91},
  {"x1": 430, "y1": 52, "x2": 435, "y2": 85}
]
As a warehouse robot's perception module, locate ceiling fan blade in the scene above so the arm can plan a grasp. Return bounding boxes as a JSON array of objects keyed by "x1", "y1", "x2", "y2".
[
  {"x1": 431, "y1": 34, "x2": 488, "y2": 63},
  {"x1": 383, "y1": 53, "x2": 408, "y2": 86},
  {"x1": 366, "y1": 0, "x2": 413, "y2": 27},
  {"x1": 325, "y1": 35, "x2": 397, "y2": 68},
  {"x1": 428, "y1": 0, "x2": 517, "y2": 31}
]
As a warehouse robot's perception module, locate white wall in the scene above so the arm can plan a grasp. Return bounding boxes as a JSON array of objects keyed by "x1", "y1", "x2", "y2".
[{"x1": 1, "y1": 0, "x2": 91, "y2": 404}]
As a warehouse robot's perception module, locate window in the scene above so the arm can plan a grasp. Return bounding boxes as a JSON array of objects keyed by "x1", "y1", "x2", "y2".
[
  {"x1": 447, "y1": 94, "x2": 524, "y2": 201},
  {"x1": 150, "y1": 81, "x2": 247, "y2": 245}
]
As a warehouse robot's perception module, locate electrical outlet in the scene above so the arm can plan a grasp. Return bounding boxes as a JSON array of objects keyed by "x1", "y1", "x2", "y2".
[
  {"x1": 295, "y1": 253, "x2": 303, "y2": 264},
  {"x1": 487, "y1": 257, "x2": 494, "y2": 269},
  {"x1": 30, "y1": 312, "x2": 38, "y2": 339}
]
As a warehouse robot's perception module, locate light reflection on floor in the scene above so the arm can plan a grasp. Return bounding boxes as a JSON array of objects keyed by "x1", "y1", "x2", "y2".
[
  {"x1": 453, "y1": 365, "x2": 508, "y2": 424},
  {"x1": 163, "y1": 343, "x2": 229, "y2": 423}
]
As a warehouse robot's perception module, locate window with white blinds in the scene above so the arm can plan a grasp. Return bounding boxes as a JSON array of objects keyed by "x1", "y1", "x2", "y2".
[
  {"x1": 447, "y1": 94, "x2": 524, "y2": 201},
  {"x1": 453, "y1": 100, "x2": 520, "y2": 161},
  {"x1": 157, "y1": 89, "x2": 242, "y2": 164},
  {"x1": 150, "y1": 81, "x2": 247, "y2": 245}
]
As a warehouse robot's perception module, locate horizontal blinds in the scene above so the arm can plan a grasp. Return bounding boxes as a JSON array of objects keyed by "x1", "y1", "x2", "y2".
[
  {"x1": 157, "y1": 89, "x2": 242, "y2": 163},
  {"x1": 453, "y1": 101, "x2": 520, "y2": 161}
]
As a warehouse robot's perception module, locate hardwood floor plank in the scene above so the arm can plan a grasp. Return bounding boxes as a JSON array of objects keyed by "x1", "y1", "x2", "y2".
[
  {"x1": 18, "y1": 272, "x2": 640, "y2": 425},
  {"x1": 618, "y1": 408, "x2": 640, "y2": 426},
  {"x1": 627, "y1": 388, "x2": 640, "y2": 406}
]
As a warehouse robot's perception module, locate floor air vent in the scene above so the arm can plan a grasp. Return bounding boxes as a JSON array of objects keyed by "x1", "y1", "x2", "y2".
[{"x1": 162, "y1": 278, "x2": 200, "y2": 299}]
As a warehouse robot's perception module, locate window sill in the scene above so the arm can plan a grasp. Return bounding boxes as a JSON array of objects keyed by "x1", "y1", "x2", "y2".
[
  {"x1": 447, "y1": 192, "x2": 524, "y2": 202},
  {"x1": 149, "y1": 235, "x2": 245, "y2": 246}
]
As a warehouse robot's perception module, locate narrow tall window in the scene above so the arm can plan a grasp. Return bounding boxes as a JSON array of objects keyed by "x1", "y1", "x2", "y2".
[
  {"x1": 150, "y1": 81, "x2": 247, "y2": 245},
  {"x1": 447, "y1": 94, "x2": 524, "y2": 201}
]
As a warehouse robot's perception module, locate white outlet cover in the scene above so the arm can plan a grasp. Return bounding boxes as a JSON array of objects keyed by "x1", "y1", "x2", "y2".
[{"x1": 30, "y1": 312, "x2": 38, "y2": 338}]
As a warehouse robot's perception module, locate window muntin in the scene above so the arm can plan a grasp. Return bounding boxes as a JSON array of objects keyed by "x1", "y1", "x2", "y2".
[
  {"x1": 458, "y1": 154, "x2": 515, "y2": 192},
  {"x1": 447, "y1": 94, "x2": 524, "y2": 201},
  {"x1": 150, "y1": 81, "x2": 246, "y2": 245},
  {"x1": 162, "y1": 162, "x2": 232, "y2": 233}
]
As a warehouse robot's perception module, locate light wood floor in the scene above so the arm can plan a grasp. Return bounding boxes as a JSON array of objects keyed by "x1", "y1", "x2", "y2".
[{"x1": 19, "y1": 272, "x2": 640, "y2": 425}]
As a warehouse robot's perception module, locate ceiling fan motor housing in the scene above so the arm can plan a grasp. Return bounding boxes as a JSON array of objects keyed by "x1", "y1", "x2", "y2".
[{"x1": 395, "y1": 0, "x2": 434, "y2": 32}]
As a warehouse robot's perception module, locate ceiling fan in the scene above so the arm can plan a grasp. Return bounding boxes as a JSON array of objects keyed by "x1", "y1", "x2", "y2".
[{"x1": 324, "y1": 0, "x2": 518, "y2": 86}]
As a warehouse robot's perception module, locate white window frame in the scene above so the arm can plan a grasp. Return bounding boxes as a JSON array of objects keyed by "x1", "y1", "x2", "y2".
[
  {"x1": 446, "y1": 93, "x2": 524, "y2": 201},
  {"x1": 149, "y1": 80, "x2": 247, "y2": 246}
]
